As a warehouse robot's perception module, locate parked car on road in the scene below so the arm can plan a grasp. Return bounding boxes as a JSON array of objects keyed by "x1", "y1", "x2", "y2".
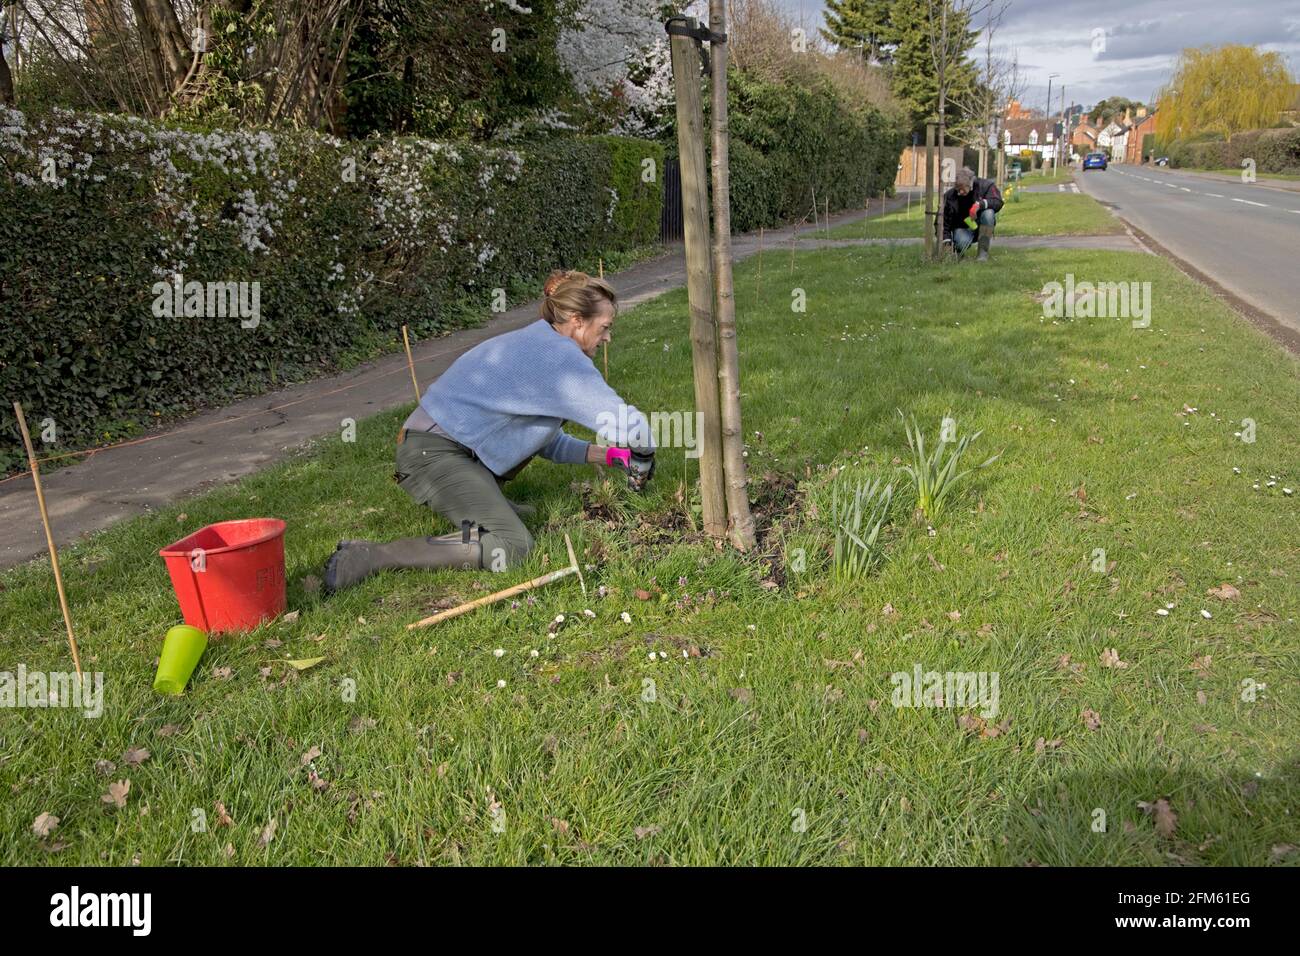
[{"x1": 1083, "y1": 152, "x2": 1108, "y2": 171}]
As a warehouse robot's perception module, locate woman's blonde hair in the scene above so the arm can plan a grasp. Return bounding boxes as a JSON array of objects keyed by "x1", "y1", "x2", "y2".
[{"x1": 539, "y1": 269, "x2": 618, "y2": 326}]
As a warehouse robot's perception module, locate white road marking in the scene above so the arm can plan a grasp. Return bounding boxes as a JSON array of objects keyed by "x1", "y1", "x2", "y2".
[
  {"x1": 1180, "y1": 187, "x2": 1192, "y2": 192},
  {"x1": 1206, "y1": 193, "x2": 1224, "y2": 198},
  {"x1": 1231, "y1": 198, "x2": 1269, "y2": 207}
]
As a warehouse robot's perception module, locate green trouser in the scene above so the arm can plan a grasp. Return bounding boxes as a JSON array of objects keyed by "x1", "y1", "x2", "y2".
[{"x1": 394, "y1": 430, "x2": 533, "y2": 570}]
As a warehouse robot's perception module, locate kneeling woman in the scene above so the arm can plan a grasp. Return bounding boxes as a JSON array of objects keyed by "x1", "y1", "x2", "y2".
[{"x1": 324, "y1": 270, "x2": 654, "y2": 593}]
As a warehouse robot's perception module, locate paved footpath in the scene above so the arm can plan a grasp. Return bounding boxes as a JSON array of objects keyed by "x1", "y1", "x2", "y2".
[{"x1": 0, "y1": 189, "x2": 1143, "y2": 570}]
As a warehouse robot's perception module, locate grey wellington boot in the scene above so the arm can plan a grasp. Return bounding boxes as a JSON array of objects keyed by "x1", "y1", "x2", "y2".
[
  {"x1": 976, "y1": 226, "x2": 994, "y2": 261},
  {"x1": 324, "y1": 522, "x2": 482, "y2": 594}
]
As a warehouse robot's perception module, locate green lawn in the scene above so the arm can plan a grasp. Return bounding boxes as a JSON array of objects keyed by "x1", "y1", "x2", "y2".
[
  {"x1": 3, "y1": 243, "x2": 1298, "y2": 866},
  {"x1": 822, "y1": 191, "x2": 1123, "y2": 241}
]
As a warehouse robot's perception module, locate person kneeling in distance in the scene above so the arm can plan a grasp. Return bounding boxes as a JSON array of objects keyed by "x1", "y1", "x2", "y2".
[
  {"x1": 941, "y1": 166, "x2": 1004, "y2": 262},
  {"x1": 324, "y1": 269, "x2": 654, "y2": 593}
]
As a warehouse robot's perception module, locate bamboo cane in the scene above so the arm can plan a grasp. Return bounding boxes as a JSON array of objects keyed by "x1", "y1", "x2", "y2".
[
  {"x1": 401, "y1": 326, "x2": 420, "y2": 403},
  {"x1": 407, "y1": 534, "x2": 584, "y2": 630},
  {"x1": 12, "y1": 402, "x2": 82, "y2": 677},
  {"x1": 599, "y1": 259, "x2": 607, "y2": 378}
]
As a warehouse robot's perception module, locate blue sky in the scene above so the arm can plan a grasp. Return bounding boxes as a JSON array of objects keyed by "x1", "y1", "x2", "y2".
[{"x1": 771, "y1": 0, "x2": 1300, "y2": 111}]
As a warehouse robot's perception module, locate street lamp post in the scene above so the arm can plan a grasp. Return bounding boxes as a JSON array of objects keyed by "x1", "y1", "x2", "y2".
[{"x1": 1046, "y1": 73, "x2": 1060, "y2": 171}]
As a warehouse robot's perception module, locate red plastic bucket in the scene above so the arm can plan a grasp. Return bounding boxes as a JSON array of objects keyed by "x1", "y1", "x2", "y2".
[{"x1": 159, "y1": 519, "x2": 287, "y2": 634}]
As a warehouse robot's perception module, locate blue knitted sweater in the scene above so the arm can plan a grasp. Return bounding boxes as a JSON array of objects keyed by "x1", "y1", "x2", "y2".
[{"x1": 413, "y1": 319, "x2": 654, "y2": 476}]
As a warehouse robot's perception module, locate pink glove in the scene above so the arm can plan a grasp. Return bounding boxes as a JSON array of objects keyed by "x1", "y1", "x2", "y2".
[{"x1": 604, "y1": 447, "x2": 631, "y2": 469}]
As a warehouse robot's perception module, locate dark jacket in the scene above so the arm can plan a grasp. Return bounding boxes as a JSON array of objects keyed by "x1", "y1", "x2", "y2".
[{"x1": 942, "y1": 177, "x2": 1004, "y2": 241}]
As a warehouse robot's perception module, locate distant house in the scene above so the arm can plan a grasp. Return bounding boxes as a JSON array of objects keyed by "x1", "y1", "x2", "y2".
[
  {"x1": 1004, "y1": 99, "x2": 1034, "y2": 122},
  {"x1": 1071, "y1": 122, "x2": 1099, "y2": 151},
  {"x1": 1003, "y1": 118, "x2": 1064, "y2": 163},
  {"x1": 1096, "y1": 121, "x2": 1124, "y2": 151},
  {"x1": 1125, "y1": 110, "x2": 1159, "y2": 164}
]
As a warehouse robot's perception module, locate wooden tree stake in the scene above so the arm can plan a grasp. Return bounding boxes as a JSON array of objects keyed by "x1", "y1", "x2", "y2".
[{"x1": 12, "y1": 402, "x2": 82, "y2": 677}]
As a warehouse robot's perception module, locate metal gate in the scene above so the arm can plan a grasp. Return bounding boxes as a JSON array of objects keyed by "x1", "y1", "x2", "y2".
[{"x1": 660, "y1": 157, "x2": 683, "y2": 242}]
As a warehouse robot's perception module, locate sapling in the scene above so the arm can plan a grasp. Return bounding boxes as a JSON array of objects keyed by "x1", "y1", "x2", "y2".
[{"x1": 897, "y1": 412, "x2": 999, "y2": 524}]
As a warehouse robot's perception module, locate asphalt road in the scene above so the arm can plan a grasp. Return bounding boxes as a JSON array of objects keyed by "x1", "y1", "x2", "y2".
[{"x1": 1073, "y1": 164, "x2": 1300, "y2": 334}]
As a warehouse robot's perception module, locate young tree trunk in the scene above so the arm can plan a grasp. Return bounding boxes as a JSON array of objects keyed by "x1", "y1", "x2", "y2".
[
  {"x1": 708, "y1": 0, "x2": 755, "y2": 551},
  {"x1": 668, "y1": 18, "x2": 727, "y2": 538}
]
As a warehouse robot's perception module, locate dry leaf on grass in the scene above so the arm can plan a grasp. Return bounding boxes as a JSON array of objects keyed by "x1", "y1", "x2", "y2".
[
  {"x1": 348, "y1": 716, "x2": 377, "y2": 734},
  {"x1": 300, "y1": 745, "x2": 322, "y2": 766},
  {"x1": 550, "y1": 817, "x2": 570, "y2": 835},
  {"x1": 1206, "y1": 583, "x2": 1240, "y2": 601},
  {"x1": 121, "y1": 747, "x2": 150, "y2": 767},
  {"x1": 947, "y1": 610, "x2": 962, "y2": 622},
  {"x1": 1081, "y1": 708, "x2": 1102, "y2": 731},
  {"x1": 32, "y1": 813, "x2": 59, "y2": 838},
  {"x1": 282, "y1": 610, "x2": 300, "y2": 625},
  {"x1": 1034, "y1": 737, "x2": 1064, "y2": 754},
  {"x1": 1189, "y1": 655, "x2": 1212, "y2": 677},
  {"x1": 258, "y1": 818, "x2": 277, "y2": 848},
  {"x1": 94, "y1": 759, "x2": 116, "y2": 776},
  {"x1": 101, "y1": 779, "x2": 131, "y2": 809},
  {"x1": 1196, "y1": 690, "x2": 1207, "y2": 706},
  {"x1": 156, "y1": 724, "x2": 182, "y2": 737},
  {"x1": 212, "y1": 666, "x2": 233, "y2": 681},
  {"x1": 728, "y1": 688, "x2": 752, "y2": 703},
  {"x1": 1099, "y1": 648, "x2": 1128, "y2": 669},
  {"x1": 214, "y1": 801, "x2": 234, "y2": 828},
  {"x1": 634, "y1": 824, "x2": 661, "y2": 840},
  {"x1": 286, "y1": 657, "x2": 325, "y2": 670},
  {"x1": 1137, "y1": 798, "x2": 1178, "y2": 838}
]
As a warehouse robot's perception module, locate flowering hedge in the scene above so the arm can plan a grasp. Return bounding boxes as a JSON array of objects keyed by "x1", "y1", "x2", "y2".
[{"x1": 0, "y1": 109, "x2": 662, "y2": 471}]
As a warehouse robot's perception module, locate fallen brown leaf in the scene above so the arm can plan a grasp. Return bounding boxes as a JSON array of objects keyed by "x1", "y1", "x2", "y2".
[
  {"x1": 300, "y1": 745, "x2": 322, "y2": 766},
  {"x1": 258, "y1": 818, "x2": 277, "y2": 848},
  {"x1": 32, "y1": 812, "x2": 59, "y2": 838},
  {"x1": 101, "y1": 779, "x2": 130, "y2": 809},
  {"x1": 156, "y1": 724, "x2": 182, "y2": 738},
  {"x1": 634, "y1": 824, "x2": 661, "y2": 840},
  {"x1": 121, "y1": 747, "x2": 150, "y2": 767},
  {"x1": 214, "y1": 801, "x2": 234, "y2": 827},
  {"x1": 1138, "y1": 798, "x2": 1178, "y2": 839},
  {"x1": 1099, "y1": 648, "x2": 1128, "y2": 669},
  {"x1": 1082, "y1": 708, "x2": 1102, "y2": 731}
]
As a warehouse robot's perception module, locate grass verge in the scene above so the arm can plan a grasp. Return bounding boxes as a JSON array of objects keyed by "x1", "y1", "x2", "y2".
[{"x1": 3, "y1": 243, "x2": 1297, "y2": 865}]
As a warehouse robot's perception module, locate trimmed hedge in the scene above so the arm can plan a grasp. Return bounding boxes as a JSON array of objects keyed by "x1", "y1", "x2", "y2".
[
  {"x1": 1162, "y1": 127, "x2": 1300, "y2": 175},
  {"x1": 664, "y1": 68, "x2": 905, "y2": 234},
  {"x1": 0, "y1": 109, "x2": 661, "y2": 471}
]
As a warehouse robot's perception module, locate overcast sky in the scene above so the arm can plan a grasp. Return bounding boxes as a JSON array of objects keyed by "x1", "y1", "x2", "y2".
[{"x1": 772, "y1": 0, "x2": 1300, "y2": 111}]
